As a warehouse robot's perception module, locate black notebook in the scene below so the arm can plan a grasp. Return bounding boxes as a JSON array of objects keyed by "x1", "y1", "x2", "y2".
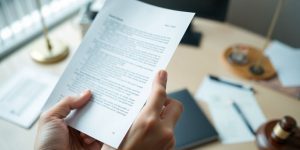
[{"x1": 168, "y1": 89, "x2": 218, "y2": 150}]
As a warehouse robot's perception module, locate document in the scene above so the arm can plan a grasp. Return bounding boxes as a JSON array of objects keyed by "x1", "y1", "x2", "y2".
[
  {"x1": 195, "y1": 75, "x2": 266, "y2": 144},
  {"x1": 43, "y1": 0, "x2": 194, "y2": 148},
  {"x1": 0, "y1": 69, "x2": 56, "y2": 128},
  {"x1": 265, "y1": 40, "x2": 300, "y2": 87}
]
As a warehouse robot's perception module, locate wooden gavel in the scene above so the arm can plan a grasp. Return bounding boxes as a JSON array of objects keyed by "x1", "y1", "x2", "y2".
[{"x1": 256, "y1": 116, "x2": 300, "y2": 150}]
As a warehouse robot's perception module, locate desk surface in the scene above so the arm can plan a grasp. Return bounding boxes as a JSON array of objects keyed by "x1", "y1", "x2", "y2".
[{"x1": 0, "y1": 17, "x2": 299, "y2": 150}]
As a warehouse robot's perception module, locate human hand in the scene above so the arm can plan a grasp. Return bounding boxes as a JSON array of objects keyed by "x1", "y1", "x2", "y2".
[
  {"x1": 84, "y1": 70, "x2": 183, "y2": 150},
  {"x1": 118, "y1": 70, "x2": 183, "y2": 150},
  {"x1": 34, "y1": 90, "x2": 103, "y2": 150}
]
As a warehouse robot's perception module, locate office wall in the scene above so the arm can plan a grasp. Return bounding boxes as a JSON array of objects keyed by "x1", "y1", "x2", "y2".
[{"x1": 227, "y1": 0, "x2": 300, "y2": 47}]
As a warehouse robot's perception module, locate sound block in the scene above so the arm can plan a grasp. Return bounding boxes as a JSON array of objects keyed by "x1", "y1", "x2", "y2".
[{"x1": 222, "y1": 44, "x2": 276, "y2": 80}]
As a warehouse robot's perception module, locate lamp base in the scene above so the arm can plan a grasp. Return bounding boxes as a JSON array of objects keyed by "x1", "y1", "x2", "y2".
[
  {"x1": 222, "y1": 44, "x2": 276, "y2": 80},
  {"x1": 30, "y1": 40, "x2": 69, "y2": 64}
]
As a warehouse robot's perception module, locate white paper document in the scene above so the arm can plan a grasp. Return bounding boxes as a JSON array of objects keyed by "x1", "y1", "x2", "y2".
[
  {"x1": 43, "y1": 0, "x2": 194, "y2": 148},
  {"x1": 265, "y1": 40, "x2": 300, "y2": 87},
  {"x1": 0, "y1": 69, "x2": 56, "y2": 128},
  {"x1": 195, "y1": 75, "x2": 266, "y2": 144}
]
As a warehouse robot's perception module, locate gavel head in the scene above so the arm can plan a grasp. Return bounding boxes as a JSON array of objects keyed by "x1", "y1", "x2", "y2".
[
  {"x1": 271, "y1": 116, "x2": 297, "y2": 143},
  {"x1": 256, "y1": 116, "x2": 300, "y2": 150}
]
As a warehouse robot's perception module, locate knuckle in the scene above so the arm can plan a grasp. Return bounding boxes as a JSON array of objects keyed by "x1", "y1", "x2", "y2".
[
  {"x1": 142, "y1": 116, "x2": 157, "y2": 131},
  {"x1": 154, "y1": 87, "x2": 166, "y2": 98},
  {"x1": 64, "y1": 96, "x2": 73, "y2": 101},
  {"x1": 39, "y1": 111, "x2": 53, "y2": 122},
  {"x1": 162, "y1": 128, "x2": 174, "y2": 142}
]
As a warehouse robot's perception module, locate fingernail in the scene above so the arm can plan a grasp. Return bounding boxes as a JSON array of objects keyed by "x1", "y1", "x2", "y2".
[{"x1": 159, "y1": 70, "x2": 167, "y2": 82}]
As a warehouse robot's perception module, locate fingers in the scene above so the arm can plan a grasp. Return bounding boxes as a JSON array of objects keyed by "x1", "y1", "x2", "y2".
[
  {"x1": 101, "y1": 144, "x2": 116, "y2": 150},
  {"x1": 80, "y1": 133, "x2": 96, "y2": 144},
  {"x1": 86, "y1": 141, "x2": 103, "y2": 150},
  {"x1": 144, "y1": 70, "x2": 168, "y2": 113},
  {"x1": 44, "y1": 90, "x2": 92, "y2": 119},
  {"x1": 80, "y1": 132, "x2": 104, "y2": 150},
  {"x1": 89, "y1": 141, "x2": 104, "y2": 150},
  {"x1": 163, "y1": 136, "x2": 176, "y2": 150},
  {"x1": 161, "y1": 99, "x2": 183, "y2": 129}
]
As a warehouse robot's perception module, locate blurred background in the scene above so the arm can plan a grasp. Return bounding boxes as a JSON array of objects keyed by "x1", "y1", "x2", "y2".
[
  {"x1": 0, "y1": 0, "x2": 299, "y2": 61},
  {"x1": 227, "y1": 0, "x2": 300, "y2": 47},
  {"x1": 0, "y1": 0, "x2": 90, "y2": 60},
  {"x1": 0, "y1": 1, "x2": 299, "y2": 150}
]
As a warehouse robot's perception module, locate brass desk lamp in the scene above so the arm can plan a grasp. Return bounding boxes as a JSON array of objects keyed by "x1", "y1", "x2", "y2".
[{"x1": 30, "y1": 0, "x2": 69, "y2": 64}]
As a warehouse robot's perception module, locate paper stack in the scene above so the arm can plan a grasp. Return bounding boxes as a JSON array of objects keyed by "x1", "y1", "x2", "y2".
[{"x1": 265, "y1": 41, "x2": 300, "y2": 87}]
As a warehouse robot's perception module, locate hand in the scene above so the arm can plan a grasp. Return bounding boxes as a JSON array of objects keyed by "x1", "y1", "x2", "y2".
[
  {"x1": 34, "y1": 90, "x2": 103, "y2": 150},
  {"x1": 35, "y1": 70, "x2": 183, "y2": 150},
  {"x1": 119, "y1": 70, "x2": 183, "y2": 150},
  {"x1": 84, "y1": 70, "x2": 183, "y2": 150}
]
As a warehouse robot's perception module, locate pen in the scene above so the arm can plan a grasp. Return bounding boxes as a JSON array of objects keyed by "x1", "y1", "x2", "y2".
[
  {"x1": 209, "y1": 75, "x2": 255, "y2": 93},
  {"x1": 231, "y1": 100, "x2": 256, "y2": 135}
]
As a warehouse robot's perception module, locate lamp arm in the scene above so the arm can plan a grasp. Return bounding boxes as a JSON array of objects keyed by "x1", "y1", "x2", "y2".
[{"x1": 36, "y1": 0, "x2": 52, "y2": 51}]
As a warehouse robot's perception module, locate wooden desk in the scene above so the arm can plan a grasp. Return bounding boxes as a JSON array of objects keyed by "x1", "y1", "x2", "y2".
[{"x1": 0, "y1": 17, "x2": 299, "y2": 150}]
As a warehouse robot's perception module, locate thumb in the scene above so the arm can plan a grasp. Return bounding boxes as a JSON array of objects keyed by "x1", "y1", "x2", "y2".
[
  {"x1": 145, "y1": 70, "x2": 168, "y2": 112},
  {"x1": 44, "y1": 90, "x2": 92, "y2": 119}
]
